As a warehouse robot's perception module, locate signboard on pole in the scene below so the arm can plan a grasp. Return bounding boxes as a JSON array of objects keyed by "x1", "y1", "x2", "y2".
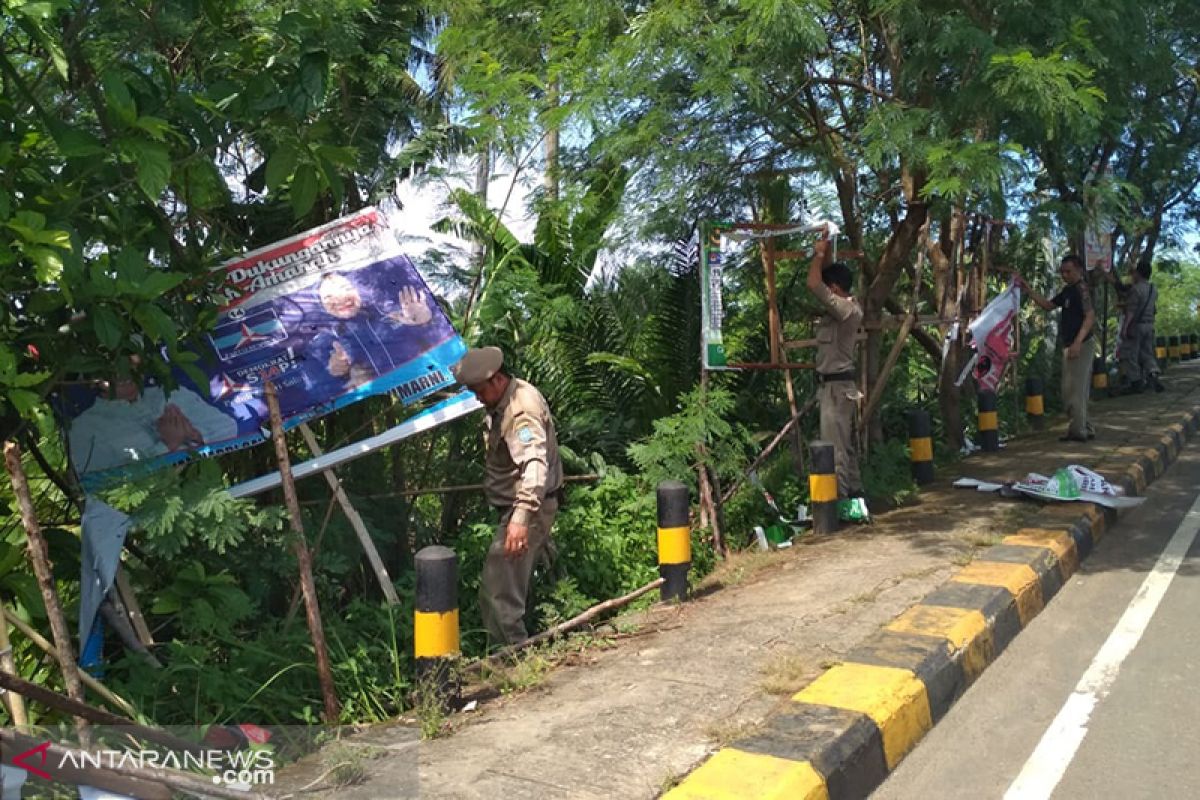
[
  {"x1": 62, "y1": 208, "x2": 468, "y2": 488},
  {"x1": 699, "y1": 222, "x2": 729, "y2": 368},
  {"x1": 1084, "y1": 226, "x2": 1113, "y2": 272}
]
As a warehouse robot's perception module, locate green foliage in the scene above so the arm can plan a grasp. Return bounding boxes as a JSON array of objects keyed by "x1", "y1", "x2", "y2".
[
  {"x1": 100, "y1": 461, "x2": 285, "y2": 558},
  {"x1": 627, "y1": 386, "x2": 755, "y2": 490}
]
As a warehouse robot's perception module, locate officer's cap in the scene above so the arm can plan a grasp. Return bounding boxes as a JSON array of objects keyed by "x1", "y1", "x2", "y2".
[{"x1": 452, "y1": 346, "x2": 503, "y2": 387}]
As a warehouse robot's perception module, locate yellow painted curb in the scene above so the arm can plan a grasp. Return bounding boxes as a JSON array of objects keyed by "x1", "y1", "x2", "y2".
[
  {"x1": 664, "y1": 749, "x2": 828, "y2": 800},
  {"x1": 793, "y1": 663, "x2": 931, "y2": 769},
  {"x1": 952, "y1": 561, "x2": 1043, "y2": 626}
]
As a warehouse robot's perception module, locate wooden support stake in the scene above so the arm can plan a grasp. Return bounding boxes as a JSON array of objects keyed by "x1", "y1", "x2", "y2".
[
  {"x1": 299, "y1": 424, "x2": 400, "y2": 606},
  {"x1": 475, "y1": 577, "x2": 665, "y2": 667},
  {"x1": 0, "y1": 606, "x2": 136, "y2": 718},
  {"x1": 4, "y1": 440, "x2": 90, "y2": 744},
  {"x1": 763, "y1": 236, "x2": 783, "y2": 365},
  {"x1": 264, "y1": 383, "x2": 341, "y2": 724},
  {"x1": 720, "y1": 396, "x2": 819, "y2": 505},
  {"x1": 0, "y1": 598, "x2": 28, "y2": 727},
  {"x1": 0, "y1": 669, "x2": 201, "y2": 753},
  {"x1": 114, "y1": 567, "x2": 154, "y2": 647}
]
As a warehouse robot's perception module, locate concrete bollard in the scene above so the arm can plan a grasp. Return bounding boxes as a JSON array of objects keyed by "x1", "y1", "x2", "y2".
[
  {"x1": 1091, "y1": 356, "x2": 1109, "y2": 397},
  {"x1": 1156, "y1": 336, "x2": 1167, "y2": 364},
  {"x1": 414, "y1": 546, "x2": 460, "y2": 705},
  {"x1": 656, "y1": 481, "x2": 691, "y2": 602},
  {"x1": 809, "y1": 441, "x2": 839, "y2": 535},
  {"x1": 1169, "y1": 335, "x2": 1181, "y2": 362},
  {"x1": 908, "y1": 410, "x2": 935, "y2": 485},
  {"x1": 1025, "y1": 376, "x2": 1045, "y2": 430},
  {"x1": 978, "y1": 391, "x2": 999, "y2": 452}
]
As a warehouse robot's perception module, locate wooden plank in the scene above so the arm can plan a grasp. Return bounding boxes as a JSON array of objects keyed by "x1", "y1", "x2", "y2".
[
  {"x1": 0, "y1": 597, "x2": 27, "y2": 726},
  {"x1": 264, "y1": 383, "x2": 341, "y2": 724},
  {"x1": 299, "y1": 424, "x2": 401, "y2": 606},
  {"x1": 4, "y1": 441, "x2": 91, "y2": 744},
  {"x1": 114, "y1": 568, "x2": 155, "y2": 647}
]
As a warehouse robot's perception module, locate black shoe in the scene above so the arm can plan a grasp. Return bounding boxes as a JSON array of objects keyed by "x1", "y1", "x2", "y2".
[
  {"x1": 1153, "y1": 377, "x2": 1165, "y2": 393},
  {"x1": 1059, "y1": 434, "x2": 1089, "y2": 442}
]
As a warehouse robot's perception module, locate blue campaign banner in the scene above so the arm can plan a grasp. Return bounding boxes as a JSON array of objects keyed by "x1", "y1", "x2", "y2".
[{"x1": 63, "y1": 208, "x2": 468, "y2": 488}]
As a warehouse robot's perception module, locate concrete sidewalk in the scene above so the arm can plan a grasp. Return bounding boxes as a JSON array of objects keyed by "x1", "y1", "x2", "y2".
[{"x1": 275, "y1": 363, "x2": 1200, "y2": 800}]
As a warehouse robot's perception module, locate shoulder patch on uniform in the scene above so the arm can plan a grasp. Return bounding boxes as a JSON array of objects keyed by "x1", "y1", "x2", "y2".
[{"x1": 517, "y1": 426, "x2": 534, "y2": 443}]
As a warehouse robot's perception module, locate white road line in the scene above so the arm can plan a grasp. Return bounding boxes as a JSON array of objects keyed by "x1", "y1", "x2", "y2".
[{"x1": 1004, "y1": 492, "x2": 1200, "y2": 800}]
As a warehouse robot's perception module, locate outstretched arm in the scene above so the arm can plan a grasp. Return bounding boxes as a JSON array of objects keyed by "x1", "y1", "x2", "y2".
[
  {"x1": 1015, "y1": 275, "x2": 1055, "y2": 311},
  {"x1": 806, "y1": 233, "x2": 833, "y2": 293}
]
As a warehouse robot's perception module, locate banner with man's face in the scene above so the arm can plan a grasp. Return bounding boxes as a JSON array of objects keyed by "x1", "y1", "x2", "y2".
[{"x1": 62, "y1": 208, "x2": 467, "y2": 488}]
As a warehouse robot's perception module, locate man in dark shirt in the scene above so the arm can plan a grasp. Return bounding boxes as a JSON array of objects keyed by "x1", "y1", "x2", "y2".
[{"x1": 1019, "y1": 254, "x2": 1096, "y2": 442}]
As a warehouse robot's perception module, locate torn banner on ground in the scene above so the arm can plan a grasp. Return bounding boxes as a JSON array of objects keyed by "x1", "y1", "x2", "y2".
[{"x1": 954, "y1": 464, "x2": 1145, "y2": 510}]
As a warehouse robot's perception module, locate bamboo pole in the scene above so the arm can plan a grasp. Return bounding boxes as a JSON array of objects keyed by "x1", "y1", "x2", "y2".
[
  {"x1": 296, "y1": 473, "x2": 601, "y2": 505},
  {"x1": 0, "y1": 606, "x2": 136, "y2": 718},
  {"x1": 719, "y1": 396, "x2": 819, "y2": 505},
  {"x1": 114, "y1": 568, "x2": 154, "y2": 647},
  {"x1": 0, "y1": 670, "x2": 201, "y2": 754},
  {"x1": 299, "y1": 423, "x2": 400, "y2": 606},
  {"x1": 0, "y1": 598, "x2": 28, "y2": 727},
  {"x1": 476, "y1": 577, "x2": 665, "y2": 666},
  {"x1": 4, "y1": 440, "x2": 90, "y2": 744},
  {"x1": 263, "y1": 383, "x2": 341, "y2": 724}
]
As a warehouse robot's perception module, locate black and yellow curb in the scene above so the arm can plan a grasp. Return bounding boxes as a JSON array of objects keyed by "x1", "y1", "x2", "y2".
[{"x1": 665, "y1": 404, "x2": 1200, "y2": 800}]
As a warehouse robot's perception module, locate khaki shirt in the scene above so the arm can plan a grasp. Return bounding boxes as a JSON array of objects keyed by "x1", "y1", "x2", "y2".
[
  {"x1": 483, "y1": 378, "x2": 563, "y2": 526},
  {"x1": 812, "y1": 282, "x2": 863, "y2": 375}
]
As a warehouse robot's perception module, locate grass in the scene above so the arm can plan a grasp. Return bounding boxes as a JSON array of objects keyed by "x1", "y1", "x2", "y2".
[
  {"x1": 695, "y1": 548, "x2": 783, "y2": 592},
  {"x1": 759, "y1": 651, "x2": 818, "y2": 696},
  {"x1": 703, "y1": 718, "x2": 761, "y2": 748},
  {"x1": 315, "y1": 743, "x2": 384, "y2": 789}
]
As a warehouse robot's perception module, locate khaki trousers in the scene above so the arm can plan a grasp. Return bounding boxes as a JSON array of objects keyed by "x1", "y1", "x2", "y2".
[
  {"x1": 819, "y1": 380, "x2": 863, "y2": 496},
  {"x1": 480, "y1": 497, "x2": 559, "y2": 645},
  {"x1": 1061, "y1": 337, "x2": 1095, "y2": 439},
  {"x1": 1118, "y1": 323, "x2": 1158, "y2": 385}
]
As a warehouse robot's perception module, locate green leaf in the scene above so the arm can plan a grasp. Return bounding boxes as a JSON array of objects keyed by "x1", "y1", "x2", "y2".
[
  {"x1": 138, "y1": 271, "x2": 188, "y2": 298},
  {"x1": 290, "y1": 163, "x2": 319, "y2": 217},
  {"x1": 133, "y1": 304, "x2": 178, "y2": 341},
  {"x1": 299, "y1": 51, "x2": 329, "y2": 104},
  {"x1": 51, "y1": 125, "x2": 105, "y2": 158},
  {"x1": 91, "y1": 305, "x2": 123, "y2": 350},
  {"x1": 28, "y1": 247, "x2": 64, "y2": 283},
  {"x1": 265, "y1": 145, "x2": 299, "y2": 193},
  {"x1": 6, "y1": 389, "x2": 41, "y2": 415},
  {"x1": 151, "y1": 595, "x2": 183, "y2": 614},
  {"x1": 134, "y1": 115, "x2": 173, "y2": 141},
  {"x1": 133, "y1": 142, "x2": 172, "y2": 199},
  {"x1": 102, "y1": 70, "x2": 137, "y2": 125},
  {"x1": 0, "y1": 189, "x2": 9, "y2": 220}
]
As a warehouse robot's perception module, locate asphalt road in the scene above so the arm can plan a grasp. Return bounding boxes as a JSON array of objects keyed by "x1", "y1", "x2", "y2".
[{"x1": 873, "y1": 446, "x2": 1200, "y2": 800}]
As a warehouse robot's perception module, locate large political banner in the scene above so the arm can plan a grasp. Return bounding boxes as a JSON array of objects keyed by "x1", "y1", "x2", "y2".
[{"x1": 63, "y1": 208, "x2": 468, "y2": 488}]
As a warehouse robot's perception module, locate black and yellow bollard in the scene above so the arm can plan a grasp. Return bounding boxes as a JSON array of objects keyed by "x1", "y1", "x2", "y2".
[
  {"x1": 908, "y1": 410, "x2": 935, "y2": 485},
  {"x1": 1025, "y1": 376, "x2": 1045, "y2": 430},
  {"x1": 1091, "y1": 356, "x2": 1109, "y2": 398},
  {"x1": 1169, "y1": 335, "x2": 1181, "y2": 362},
  {"x1": 1189, "y1": 333, "x2": 1197, "y2": 360},
  {"x1": 656, "y1": 480, "x2": 691, "y2": 602},
  {"x1": 809, "y1": 441, "x2": 839, "y2": 534},
  {"x1": 414, "y1": 545, "x2": 460, "y2": 705},
  {"x1": 1156, "y1": 336, "x2": 1167, "y2": 364},
  {"x1": 978, "y1": 391, "x2": 1000, "y2": 452}
]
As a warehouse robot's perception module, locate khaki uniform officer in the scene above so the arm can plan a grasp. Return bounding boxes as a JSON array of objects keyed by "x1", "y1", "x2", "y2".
[
  {"x1": 452, "y1": 346, "x2": 563, "y2": 645},
  {"x1": 806, "y1": 234, "x2": 865, "y2": 501}
]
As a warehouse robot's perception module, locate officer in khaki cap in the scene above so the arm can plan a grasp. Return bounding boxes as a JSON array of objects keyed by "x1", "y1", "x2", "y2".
[
  {"x1": 453, "y1": 346, "x2": 563, "y2": 645},
  {"x1": 806, "y1": 229, "x2": 868, "y2": 522}
]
